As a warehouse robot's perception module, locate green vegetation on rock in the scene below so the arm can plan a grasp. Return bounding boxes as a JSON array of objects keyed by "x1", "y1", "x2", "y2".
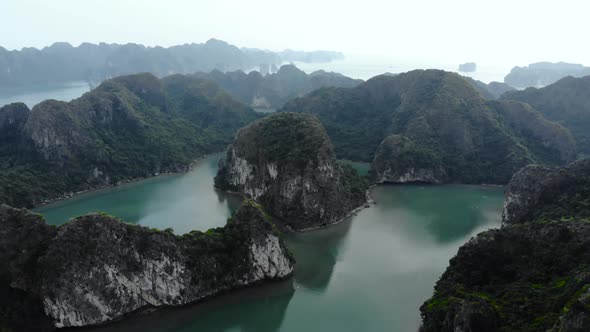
[
  {"x1": 282, "y1": 69, "x2": 575, "y2": 184},
  {"x1": 502, "y1": 75, "x2": 590, "y2": 158},
  {"x1": 193, "y1": 64, "x2": 362, "y2": 110},
  {"x1": 0, "y1": 73, "x2": 260, "y2": 208},
  {"x1": 421, "y1": 159, "x2": 590, "y2": 331},
  {"x1": 0, "y1": 201, "x2": 293, "y2": 330},
  {"x1": 215, "y1": 112, "x2": 367, "y2": 230}
]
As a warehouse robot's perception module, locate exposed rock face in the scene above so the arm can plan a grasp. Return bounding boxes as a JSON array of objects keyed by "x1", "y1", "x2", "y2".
[
  {"x1": 0, "y1": 73, "x2": 260, "y2": 208},
  {"x1": 0, "y1": 102, "x2": 29, "y2": 134},
  {"x1": 502, "y1": 159, "x2": 590, "y2": 225},
  {"x1": 421, "y1": 159, "x2": 590, "y2": 332},
  {"x1": 0, "y1": 201, "x2": 293, "y2": 329},
  {"x1": 0, "y1": 205, "x2": 57, "y2": 332},
  {"x1": 370, "y1": 135, "x2": 446, "y2": 184},
  {"x1": 215, "y1": 112, "x2": 367, "y2": 230}
]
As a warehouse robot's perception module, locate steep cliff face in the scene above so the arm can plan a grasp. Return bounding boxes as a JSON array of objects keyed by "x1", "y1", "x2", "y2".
[
  {"x1": 215, "y1": 112, "x2": 367, "y2": 230},
  {"x1": 0, "y1": 102, "x2": 29, "y2": 135},
  {"x1": 502, "y1": 159, "x2": 590, "y2": 225},
  {"x1": 370, "y1": 135, "x2": 446, "y2": 184},
  {"x1": 0, "y1": 205, "x2": 57, "y2": 332},
  {"x1": 283, "y1": 70, "x2": 575, "y2": 184},
  {"x1": 421, "y1": 159, "x2": 590, "y2": 332},
  {"x1": 0, "y1": 201, "x2": 293, "y2": 329},
  {"x1": 0, "y1": 73, "x2": 260, "y2": 208}
]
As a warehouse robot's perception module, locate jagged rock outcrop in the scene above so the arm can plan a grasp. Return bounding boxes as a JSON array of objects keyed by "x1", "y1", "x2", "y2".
[
  {"x1": 370, "y1": 135, "x2": 446, "y2": 184},
  {"x1": 215, "y1": 112, "x2": 367, "y2": 230},
  {"x1": 282, "y1": 70, "x2": 575, "y2": 184},
  {"x1": 0, "y1": 201, "x2": 293, "y2": 330},
  {"x1": 421, "y1": 159, "x2": 590, "y2": 332},
  {"x1": 502, "y1": 159, "x2": 590, "y2": 225}
]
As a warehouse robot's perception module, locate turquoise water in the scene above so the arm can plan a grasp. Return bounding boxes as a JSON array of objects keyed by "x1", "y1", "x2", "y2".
[
  {"x1": 38, "y1": 156, "x2": 504, "y2": 332},
  {"x1": 35, "y1": 155, "x2": 242, "y2": 234}
]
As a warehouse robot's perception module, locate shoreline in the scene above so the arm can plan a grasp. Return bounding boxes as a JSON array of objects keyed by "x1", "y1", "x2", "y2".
[
  {"x1": 217, "y1": 185, "x2": 377, "y2": 233},
  {"x1": 296, "y1": 185, "x2": 376, "y2": 232},
  {"x1": 34, "y1": 152, "x2": 223, "y2": 209}
]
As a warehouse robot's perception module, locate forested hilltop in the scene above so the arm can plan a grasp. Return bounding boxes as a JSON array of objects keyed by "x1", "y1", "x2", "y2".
[
  {"x1": 282, "y1": 69, "x2": 576, "y2": 184},
  {"x1": 193, "y1": 64, "x2": 362, "y2": 110},
  {"x1": 0, "y1": 39, "x2": 343, "y2": 90},
  {"x1": 215, "y1": 112, "x2": 367, "y2": 230},
  {"x1": 502, "y1": 75, "x2": 590, "y2": 158},
  {"x1": 0, "y1": 73, "x2": 260, "y2": 208}
]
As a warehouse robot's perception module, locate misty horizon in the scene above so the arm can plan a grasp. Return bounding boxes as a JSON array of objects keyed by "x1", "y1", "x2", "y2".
[{"x1": 2, "y1": 0, "x2": 590, "y2": 68}]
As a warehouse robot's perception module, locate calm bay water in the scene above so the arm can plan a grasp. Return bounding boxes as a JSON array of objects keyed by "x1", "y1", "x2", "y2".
[
  {"x1": 293, "y1": 54, "x2": 512, "y2": 83},
  {"x1": 35, "y1": 155, "x2": 242, "y2": 234},
  {"x1": 0, "y1": 81, "x2": 91, "y2": 108},
  {"x1": 37, "y1": 155, "x2": 504, "y2": 332}
]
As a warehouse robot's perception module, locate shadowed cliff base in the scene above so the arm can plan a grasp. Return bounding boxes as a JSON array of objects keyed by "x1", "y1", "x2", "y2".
[{"x1": 0, "y1": 201, "x2": 293, "y2": 330}]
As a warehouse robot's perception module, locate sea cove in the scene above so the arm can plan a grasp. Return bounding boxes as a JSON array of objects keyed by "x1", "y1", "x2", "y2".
[{"x1": 35, "y1": 155, "x2": 505, "y2": 332}]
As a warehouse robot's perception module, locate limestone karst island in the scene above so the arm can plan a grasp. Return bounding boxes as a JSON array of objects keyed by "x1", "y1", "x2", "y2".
[{"x1": 1, "y1": 1, "x2": 590, "y2": 331}]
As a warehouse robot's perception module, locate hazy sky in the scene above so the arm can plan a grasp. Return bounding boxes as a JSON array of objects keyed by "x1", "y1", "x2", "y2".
[{"x1": 1, "y1": 0, "x2": 588, "y2": 67}]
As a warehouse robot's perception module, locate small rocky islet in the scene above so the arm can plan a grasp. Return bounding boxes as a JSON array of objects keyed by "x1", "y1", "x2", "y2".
[
  {"x1": 1, "y1": 66, "x2": 590, "y2": 331},
  {"x1": 215, "y1": 112, "x2": 367, "y2": 230}
]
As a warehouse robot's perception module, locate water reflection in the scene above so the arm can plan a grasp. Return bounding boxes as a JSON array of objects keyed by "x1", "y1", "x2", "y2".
[
  {"x1": 287, "y1": 218, "x2": 353, "y2": 291},
  {"x1": 36, "y1": 154, "x2": 240, "y2": 233},
  {"x1": 37, "y1": 155, "x2": 505, "y2": 332},
  {"x1": 374, "y1": 184, "x2": 504, "y2": 243},
  {"x1": 72, "y1": 279, "x2": 295, "y2": 332}
]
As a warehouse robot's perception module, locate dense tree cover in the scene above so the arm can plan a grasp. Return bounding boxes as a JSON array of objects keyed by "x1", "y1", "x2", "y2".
[
  {"x1": 192, "y1": 65, "x2": 362, "y2": 110},
  {"x1": 282, "y1": 70, "x2": 575, "y2": 184},
  {"x1": 421, "y1": 160, "x2": 590, "y2": 332},
  {"x1": 215, "y1": 112, "x2": 368, "y2": 230},
  {"x1": 464, "y1": 77, "x2": 515, "y2": 99},
  {"x1": 502, "y1": 75, "x2": 590, "y2": 158},
  {"x1": 0, "y1": 73, "x2": 260, "y2": 208}
]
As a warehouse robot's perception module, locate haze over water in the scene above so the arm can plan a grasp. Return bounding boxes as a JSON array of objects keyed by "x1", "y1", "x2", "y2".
[
  {"x1": 0, "y1": 81, "x2": 91, "y2": 108},
  {"x1": 0, "y1": 56, "x2": 510, "y2": 110},
  {"x1": 37, "y1": 155, "x2": 505, "y2": 332}
]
